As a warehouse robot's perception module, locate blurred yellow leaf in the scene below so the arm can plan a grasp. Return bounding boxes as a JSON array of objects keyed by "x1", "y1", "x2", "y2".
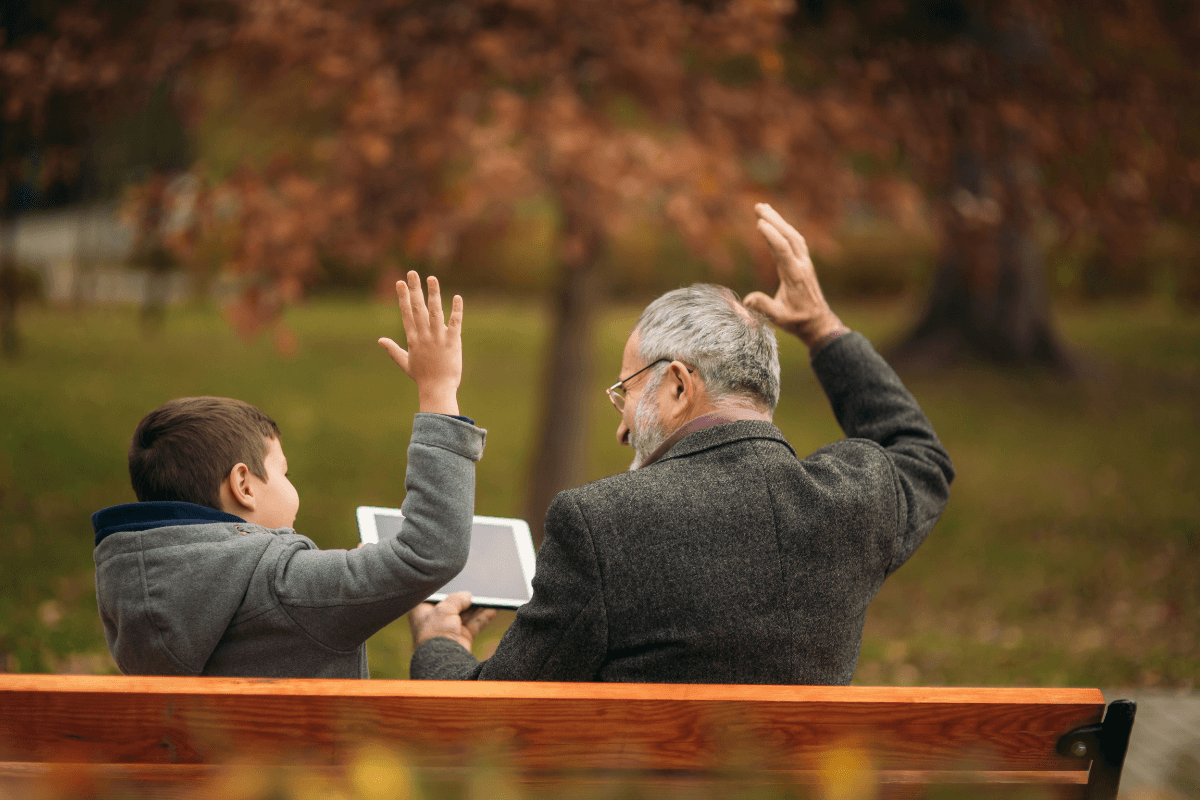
[
  {"x1": 348, "y1": 742, "x2": 413, "y2": 800},
  {"x1": 816, "y1": 744, "x2": 878, "y2": 800}
]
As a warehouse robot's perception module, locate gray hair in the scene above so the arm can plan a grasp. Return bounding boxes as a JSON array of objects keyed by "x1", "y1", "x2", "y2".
[{"x1": 635, "y1": 284, "x2": 780, "y2": 412}]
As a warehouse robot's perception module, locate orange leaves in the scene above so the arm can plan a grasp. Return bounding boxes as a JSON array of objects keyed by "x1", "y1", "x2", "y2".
[
  {"x1": 1, "y1": 51, "x2": 36, "y2": 79},
  {"x1": 356, "y1": 134, "x2": 393, "y2": 167},
  {"x1": 702, "y1": 0, "x2": 793, "y2": 54},
  {"x1": 996, "y1": 101, "x2": 1059, "y2": 153},
  {"x1": 317, "y1": 55, "x2": 354, "y2": 81},
  {"x1": 871, "y1": 178, "x2": 927, "y2": 234},
  {"x1": 472, "y1": 32, "x2": 512, "y2": 70},
  {"x1": 817, "y1": 97, "x2": 865, "y2": 142},
  {"x1": 278, "y1": 175, "x2": 318, "y2": 203},
  {"x1": 162, "y1": 0, "x2": 959, "y2": 336},
  {"x1": 347, "y1": 69, "x2": 404, "y2": 131},
  {"x1": 757, "y1": 48, "x2": 785, "y2": 79},
  {"x1": 202, "y1": 164, "x2": 360, "y2": 338}
]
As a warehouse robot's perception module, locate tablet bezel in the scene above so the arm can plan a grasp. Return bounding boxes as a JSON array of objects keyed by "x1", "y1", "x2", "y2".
[{"x1": 355, "y1": 506, "x2": 536, "y2": 609}]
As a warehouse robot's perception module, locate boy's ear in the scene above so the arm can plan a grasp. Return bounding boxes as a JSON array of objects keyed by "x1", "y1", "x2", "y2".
[{"x1": 223, "y1": 462, "x2": 257, "y2": 513}]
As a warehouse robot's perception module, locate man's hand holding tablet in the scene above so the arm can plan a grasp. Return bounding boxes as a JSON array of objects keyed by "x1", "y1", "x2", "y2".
[{"x1": 410, "y1": 591, "x2": 497, "y2": 650}]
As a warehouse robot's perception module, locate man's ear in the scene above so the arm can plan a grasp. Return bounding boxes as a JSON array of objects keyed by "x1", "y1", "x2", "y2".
[
  {"x1": 224, "y1": 462, "x2": 257, "y2": 513},
  {"x1": 666, "y1": 361, "x2": 694, "y2": 404}
]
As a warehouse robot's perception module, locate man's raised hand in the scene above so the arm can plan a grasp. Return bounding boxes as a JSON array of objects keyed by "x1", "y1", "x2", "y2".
[
  {"x1": 379, "y1": 271, "x2": 463, "y2": 416},
  {"x1": 743, "y1": 203, "x2": 848, "y2": 350}
]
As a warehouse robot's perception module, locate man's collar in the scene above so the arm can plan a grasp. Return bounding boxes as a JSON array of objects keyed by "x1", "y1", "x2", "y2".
[{"x1": 637, "y1": 408, "x2": 784, "y2": 469}]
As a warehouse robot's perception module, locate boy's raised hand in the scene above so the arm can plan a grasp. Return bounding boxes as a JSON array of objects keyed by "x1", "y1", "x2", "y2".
[{"x1": 379, "y1": 271, "x2": 463, "y2": 416}]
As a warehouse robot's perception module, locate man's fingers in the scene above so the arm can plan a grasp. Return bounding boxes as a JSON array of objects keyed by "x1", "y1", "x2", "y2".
[
  {"x1": 408, "y1": 601, "x2": 435, "y2": 625},
  {"x1": 426, "y1": 275, "x2": 444, "y2": 327},
  {"x1": 439, "y1": 590, "x2": 474, "y2": 615},
  {"x1": 757, "y1": 219, "x2": 799, "y2": 275},
  {"x1": 378, "y1": 337, "x2": 410, "y2": 372},
  {"x1": 755, "y1": 203, "x2": 808, "y2": 261},
  {"x1": 743, "y1": 291, "x2": 786, "y2": 323},
  {"x1": 463, "y1": 608, "x2": 497, "y2": 636},
  {"x1": 743, "y1": 291, "x2": 777, "y2": 315},
  {"x1": 448, "y1": 294, "x2": 463, "y2": 330}
]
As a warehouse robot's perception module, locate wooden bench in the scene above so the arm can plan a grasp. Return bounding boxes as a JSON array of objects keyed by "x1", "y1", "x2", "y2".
[{"x1": 0, "y1": 675, "x2": 1135, "y2": 799}]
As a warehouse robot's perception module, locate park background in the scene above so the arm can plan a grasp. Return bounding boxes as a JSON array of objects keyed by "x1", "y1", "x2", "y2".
[{"x1": 0, "y1": 0, "x2": 1197, "y2": 696}]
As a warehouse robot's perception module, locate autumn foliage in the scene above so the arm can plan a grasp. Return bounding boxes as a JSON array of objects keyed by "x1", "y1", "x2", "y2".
[
  {"x1": 175, "y1": 0, "x2": 908, "y2": 327},
  {"x1": 3, "y1": 0, "x2": 1197, "y2": 526}
]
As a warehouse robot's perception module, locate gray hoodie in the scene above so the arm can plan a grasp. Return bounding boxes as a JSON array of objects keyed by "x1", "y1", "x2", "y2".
[{"x1": 92, "y1": 413, "x2": 485, "y2": 678}]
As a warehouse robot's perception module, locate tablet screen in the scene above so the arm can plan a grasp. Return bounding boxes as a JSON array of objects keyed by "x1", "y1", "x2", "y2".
[
  {"x1": 431, "y1": 522, "x2": 531, "y2": 601},
  {"x1": 356, "y1": 507, "x2": 535, "y2": 609}
]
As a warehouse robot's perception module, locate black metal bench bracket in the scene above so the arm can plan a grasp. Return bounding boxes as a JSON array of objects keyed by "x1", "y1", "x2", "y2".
[{"x1": 1057, "y1": 699, "x2": 1137, "y2": 800}]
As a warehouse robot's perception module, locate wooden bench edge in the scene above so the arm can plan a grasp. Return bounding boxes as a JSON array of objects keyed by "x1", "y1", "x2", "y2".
[{"x1": 0, "y1": 674, "x2": 1109, "y2": 706}]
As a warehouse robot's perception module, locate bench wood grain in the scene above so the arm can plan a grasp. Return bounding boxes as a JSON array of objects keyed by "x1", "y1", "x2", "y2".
[{"x1": 0, "y1": 675, "x2": 1134, "y2": 799}]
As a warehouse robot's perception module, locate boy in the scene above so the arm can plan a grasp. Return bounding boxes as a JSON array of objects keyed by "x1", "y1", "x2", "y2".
[{"x1": 91, "y1": 272, "x2": 485, "y2": 678}]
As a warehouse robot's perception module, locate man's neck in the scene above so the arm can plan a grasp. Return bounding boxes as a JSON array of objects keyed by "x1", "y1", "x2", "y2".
[{"x1": 638, "y1": 406, "x2": 772, "y2": 469}]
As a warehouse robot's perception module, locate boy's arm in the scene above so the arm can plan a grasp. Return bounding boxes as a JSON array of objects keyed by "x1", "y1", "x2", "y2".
[
  {"x1": 275, "y1": 271, "x2": 481, "y2": 650},
  {"x1": 273, "y1": 413, "x2": 484, "y2": 650}
]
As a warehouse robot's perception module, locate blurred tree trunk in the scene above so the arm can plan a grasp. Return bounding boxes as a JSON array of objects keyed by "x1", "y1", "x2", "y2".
[
  {"x1": 893, "y1": 148, "x2": 1069, "y2": 370},
  {"x1": 137, "y1": 173, "x2": 172, "y2": 332},
  {"x1": 893, "y1": 7, "x2": 1072, "y2": 372},
  {"x1": 0, "y1": 204, "x2": 18, "y2": 359},
  {"x1": 524, "y1": 207, "x2": 604, "y2": 546},
  {"x1": 0, "y1": 241, "x2": 17, "y2": 359}
]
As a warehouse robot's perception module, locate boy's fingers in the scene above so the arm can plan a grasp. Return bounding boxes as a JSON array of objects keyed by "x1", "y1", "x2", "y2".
[
  {"x1": 426, "y1": 276, "x2": 444, "y2": 327},
  {"x1": 394, "y1": 280, "x2": 416, "y2": 333},
  {"x1": 406, "y1": 271, "x2": 427, "y2": 330},
  {"x1": 378, "y1": 338, "x2": 410, "y2": 372},
  {"x1": 448, "y1": 295, "x2": 463, "y2": 329}
]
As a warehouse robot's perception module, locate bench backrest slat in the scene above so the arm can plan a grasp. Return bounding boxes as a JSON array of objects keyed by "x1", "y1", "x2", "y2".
[{"x1": 0, "y1": 676, "x2": 1104, "y2": 775}]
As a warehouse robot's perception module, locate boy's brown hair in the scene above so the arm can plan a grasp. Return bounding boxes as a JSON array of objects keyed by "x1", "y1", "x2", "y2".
[{"x1": 129, "y1": 397, "x2": 281, "y2": 510}]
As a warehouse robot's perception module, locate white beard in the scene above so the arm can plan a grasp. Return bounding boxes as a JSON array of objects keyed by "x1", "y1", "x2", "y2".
[{"x1": 628, "y1": 387, "x2": 669, "y2": 470}]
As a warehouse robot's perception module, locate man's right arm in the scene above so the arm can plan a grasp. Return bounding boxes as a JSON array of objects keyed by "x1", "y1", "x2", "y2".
[
  {"x1": 744, "y1": 203, "x2": 953, "y2": 575},
  {"x1": 810, "y1": 332, "x2": 954, "y2": 573}
]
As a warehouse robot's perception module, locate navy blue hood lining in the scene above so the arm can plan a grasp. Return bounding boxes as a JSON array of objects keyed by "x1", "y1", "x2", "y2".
[{"x1": 92, "y1": 502, "x2": 246, "y2": 547}]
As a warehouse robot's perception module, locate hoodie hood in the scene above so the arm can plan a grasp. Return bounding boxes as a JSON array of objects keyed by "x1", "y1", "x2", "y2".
[
  {"x1": 92, "y1": 501, "x2": 278, "y2": 675},
  {"x1": 92, "y1": 501, "x2": 245, "y2": 546}
]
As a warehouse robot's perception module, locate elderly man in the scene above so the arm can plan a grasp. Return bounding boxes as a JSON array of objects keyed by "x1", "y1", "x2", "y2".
[{"x1": 409, "y1": 204, "x2": 954, "y2": 684}]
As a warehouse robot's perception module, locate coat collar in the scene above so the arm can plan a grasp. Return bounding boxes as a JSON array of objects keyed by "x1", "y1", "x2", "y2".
[{"x1": 646, "y1": 415, "x2": 795, "y2": 467}]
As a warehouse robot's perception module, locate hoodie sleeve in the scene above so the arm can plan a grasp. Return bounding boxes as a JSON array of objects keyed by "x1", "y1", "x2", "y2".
[{"x1": 271, "y1": 414, "x2": 485, "y2": 650}]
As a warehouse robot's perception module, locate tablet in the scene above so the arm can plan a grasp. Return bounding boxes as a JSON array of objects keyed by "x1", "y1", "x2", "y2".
[{"x1": 355, "y1": 506, "x2": 536, "y2": 609}]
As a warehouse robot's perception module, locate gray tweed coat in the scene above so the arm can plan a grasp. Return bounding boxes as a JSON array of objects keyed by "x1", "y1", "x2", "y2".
[{"x1": 411, "y1": 332, "x2": 954, "y2": 684}]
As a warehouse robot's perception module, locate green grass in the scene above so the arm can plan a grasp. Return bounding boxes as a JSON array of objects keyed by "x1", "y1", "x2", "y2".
[{"x1": 0, "y1": 297, "x2": 1196, "y2": 686}]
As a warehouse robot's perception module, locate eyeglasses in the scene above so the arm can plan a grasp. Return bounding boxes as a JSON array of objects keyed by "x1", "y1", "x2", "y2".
[{"x1": 606, "y1": 359, "x2": 693, "y2": 412}]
